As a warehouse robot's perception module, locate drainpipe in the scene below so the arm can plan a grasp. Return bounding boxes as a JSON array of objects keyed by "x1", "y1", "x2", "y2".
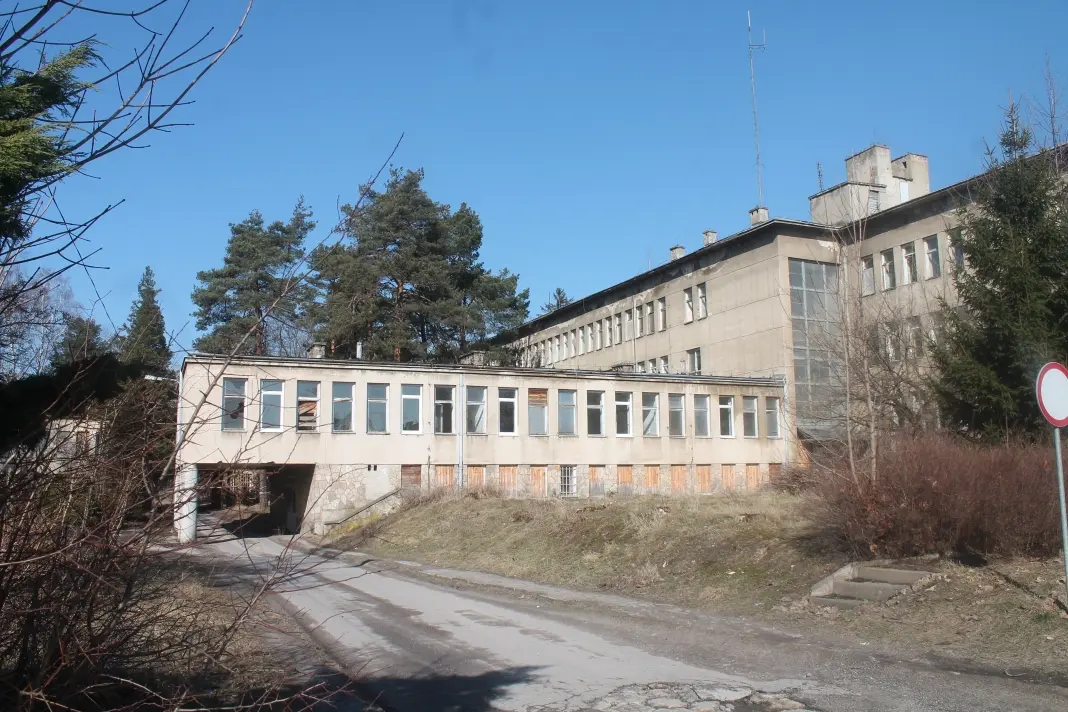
[{"x1": 457, "y1": 370, "x2": 465, "y2": 487}]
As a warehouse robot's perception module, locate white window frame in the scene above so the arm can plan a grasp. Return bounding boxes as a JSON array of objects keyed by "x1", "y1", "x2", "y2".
[
  {"x1": 718, "y1": 395, "x2": 735, "y2": 437},
  {"x1": 222, "y1": 377, "x2": 247, "y2": 431},
  {"x1": 587, "y1": 390, "x2": 604, "y2": 436},
  {"x1": 594, "y1": 322, "x2": 602, "y2": 350},
  {"x1": 924, "y1": 235, "x2": 941, "y2": 279},
  {"x1": 687, "y1": 347, "x2": 702, "y2": 374},
  {"x1": 499, "y1": 387, "x2": 517, "y2": 435},
  {"x1": 604, "y1": 317, "x2": 613, "y2": 348},
  {"x1": 562, "y1": 332, "x2": 569, "y2": 360},
  {"x1": 558, "y1": 389, "x2": 577, "y2": 435},
  {"x1": 615, "y1": 391, "x2": 632, "y2": 436},
  {"x1": 578, "y1": 326, "x2": 586, "y2": 355},
  {"x1": 624, "y1": 309, "x2": 633, "y2": 341},
  {"x1": 528, "y1": 388, "x2": 548, "y2": 436},
  {"x1": 902, "y1": 242, "x2": 918, "y2": 285},
  {"x1": 571, "y1": 329, "x2": 578, "y2": 356},
  {"x1": 296, "y1": 380, "x2": 319, "y2": 432},
  {"x1": 466, "y1": 385, "x2": 487, "y2": 434},
  {"x1": 696, "y1": 282, "x2": 707, "y2": 319},
  {"x1": 642, "y1": 392, "x2": 659, "y2": 437},
  {"x1": 636, "y1": 305, "x2": 644, "y2": 338},
  {"x1": 552, "y1": 335, "x2": 559, "y2": 363},
  {"x1": 401, "y1": 384, "x2": 422, "y2": 434},
  {"x1": 668, "y1": 393, "x2": 685, "y2": 437},
  {"x1": 742, "y1": 395, "x2": 759, "y2": 438},
  {"x1": 766, "y1": 397, "x2": 781, "y2": 439},
  {"x1": 860, "y1": 255, "x2": 875, "y2": 296},
  {"x1": 647, "y1": 359, "x2": 656, "y2": 373},
  {"x1": 614, "y1": 313, "x2": 622, "y2": 344},
  {"x1": 434, "y1": 385, "x2": 455, "y2": 434},
  {"x1": 694, "y1": 394, "x2": 710, "y2": 437},
  {"x1": 683, "y1": 287, "x2": 694, "y2": 323},
  {"x1": 659, "y1": 356, "x2": 668, "y2": 374},
  {"x1": 331, "y1": 381, "x2": 354, "y2": 433},
  {"x1": 367, "y1": 383, "x2": 389, "y2": 433},
  {"x1": 881, "y1": 249, "x2": 896, "y2": 291},
  {"x1": 259, "y1": 378, "x2": 283, "y2": 432},
  {"x1": 560, "y1": 465, "x2": 577, "y2": 497},
  {"x1": 645, "y1": 302, "x2": 654, "y2": 335},
  {"x1": 657, "y1": 297, "x2": 667, "y2": 331}
]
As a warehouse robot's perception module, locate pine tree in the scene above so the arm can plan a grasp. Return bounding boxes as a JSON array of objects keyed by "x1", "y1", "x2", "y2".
[
  {"x1": 540, "y1": 287, "x2": 571, "y2": 315},
  {"x1": 192, "y1": 199, "x2": 316, "y2": 356},
  {"x1": 931, "y1": 105, "x2": 1068, "y2": 438},
  {"x1": 122, "y1": 267, "x2": 172, "y2": 372},
  {"x1": 51, "y1": 313, "x2": 108, "y2": 369}
]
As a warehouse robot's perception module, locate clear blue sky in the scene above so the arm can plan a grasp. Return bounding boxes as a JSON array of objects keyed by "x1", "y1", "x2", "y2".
[{"x1": 53, "y1": 0, "x2": 1068, "y2": 350}]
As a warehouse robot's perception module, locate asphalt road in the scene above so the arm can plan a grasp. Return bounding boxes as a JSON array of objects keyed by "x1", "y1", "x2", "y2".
[{"x1": 196, "y1": 534, "x2": 1068, "y2": 712}]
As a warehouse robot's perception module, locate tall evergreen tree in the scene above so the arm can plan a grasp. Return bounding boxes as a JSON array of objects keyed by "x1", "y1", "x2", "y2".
[
  {"x1": 51, "y1": 313, "x2": 108, "y2": 369},
  {"x1": 192, "y1": 199, "x2": 316, "y2": 356},
  {"x1": 122, "y1": 267, "x2": 172, "y2": 372},
  {"x1": 540, "y1": 287, "x2": 572, "y2": 315},
  {"x1": 931, "y1": 105, "x2": 1068, "y2": 438}
]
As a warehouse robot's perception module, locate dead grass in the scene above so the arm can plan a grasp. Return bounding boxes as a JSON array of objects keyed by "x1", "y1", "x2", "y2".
[{"x1": 330, "y1": 490, "x2": 1068, "y2": 675}]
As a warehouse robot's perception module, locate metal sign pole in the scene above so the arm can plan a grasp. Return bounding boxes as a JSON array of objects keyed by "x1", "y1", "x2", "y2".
[{"x1": 1054, "y1": 427, "x2": 1068, "y2": 606}]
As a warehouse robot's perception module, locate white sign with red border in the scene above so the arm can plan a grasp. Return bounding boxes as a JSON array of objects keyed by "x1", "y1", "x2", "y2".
[{"x1": 1036, "y1": 362, "x2": 1068, "y2": 428}]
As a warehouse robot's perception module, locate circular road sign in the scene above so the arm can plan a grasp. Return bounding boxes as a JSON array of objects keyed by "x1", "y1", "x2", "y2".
[{"x1": 1037, "y1": 362, "x2": 1068, "y2": 428}]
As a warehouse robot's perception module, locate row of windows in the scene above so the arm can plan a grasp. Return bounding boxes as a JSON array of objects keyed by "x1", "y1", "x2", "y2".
[
  {"x1": 220, "y1": 378, "x2": 781, "y2": 439},
  {"x1": 859, "y1": 232, "x2": 962, "y2": 296},
  {"x1": 524, "y1": 283, "x2": 709, "y2": 367}
]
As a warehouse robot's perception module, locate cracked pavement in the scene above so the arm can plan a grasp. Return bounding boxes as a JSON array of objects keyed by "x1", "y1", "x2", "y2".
[{"x1": 193, "y1": 533, "x2": 1068, "y2": 711}]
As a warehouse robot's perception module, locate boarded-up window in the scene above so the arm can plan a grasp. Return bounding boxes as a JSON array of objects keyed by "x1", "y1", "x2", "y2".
[
  {"x1": 671, "y1": 465, "x2": 686, "y2": 492},
  {"x1": 499, "y1": 466, "x2": 517, "y2": 496},
  {"x1": 435, "y1": 464, "x2": 455, "y2": 489},
  {"x1": 617, "y1": 464, "x2": 633, "y2": 494},
  {"x1": 746, "y1": 464, "x2": 760, "y2": 490},
  {"x1": 529, "y1": 388, "x2": 548, "y2": 435},
  {"x1": 589, "y1": 465, "x2": 604, "y2": 497},
  {"x1": 644, "y1": 465, "x2": 659, "y2": 490},
  {"x1": 401, "y1": 464, "x2": 421, "y2": 488},
  {"x1": 531, "y1": 466, "x2": 546, "y2": 498},
  {"x1": 696, "y1": 465, "x2": 712, "y2": 493},
  {"x1": 768, "y1": 463, "x2": 782, "y2": 482},
  {"x1": 722, "y1": 464, "x2": 735, "y2": 490},
  {"x1": 467, "y1": 465, "x2": 485, "y2": 489}
]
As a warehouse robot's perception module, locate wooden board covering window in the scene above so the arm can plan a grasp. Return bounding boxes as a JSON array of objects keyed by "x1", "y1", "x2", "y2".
[
  {"x1": 499, "y1": 466, "x2": 517, "y2": 496},
  {"x1": 528, "y1": 388, "x2": 548, "y2": 406},
  {"x1": 298, "y1": 401, "x2": 317, "y2": 427},
  {"x1": 617, "y1": 465, "x2": 633, "y2": 491},
  {"x1": 722, "y1": 464, "x2": 735, "y2": 490},
  {"x1": 746, "y1": 464, "x2": 760, "y2": 490},
  {"x1": 401, "y1": 464, "x2": 421, "y2": 487},
  {"x1": 434, "y1": 464, "x2": 455, "y2": 489},
  {"x1": 530, "y1": 466, "x2": 546, "y2": 498},
  {"x1": 644, "y1": 465, "x2": 659, "y2": 490},
  {"x1": 696, "y1": 465, "x2": 712, "y2": 493},
  {"x1": 671, "y1": 465, "x2": 686, "y2": 492},
  {"x1": 589, "y1": 465, "x2": 604, "y2": 497},
  {"x1": 467, "y1": 465, "x2": 485, "y2": 489}
]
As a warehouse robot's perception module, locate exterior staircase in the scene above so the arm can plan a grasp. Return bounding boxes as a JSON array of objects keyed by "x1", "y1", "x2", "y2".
[{"x1": 810, "y1": 564, "x2": 937, "y2": 609}]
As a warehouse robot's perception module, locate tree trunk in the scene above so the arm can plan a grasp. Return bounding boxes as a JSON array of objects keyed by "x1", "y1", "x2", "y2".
[{"x1": 258, "y1": 471, "x2": 268, "y2": 509}]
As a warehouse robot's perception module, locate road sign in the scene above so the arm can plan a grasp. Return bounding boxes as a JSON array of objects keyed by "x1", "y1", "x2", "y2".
[
  {"x1": 1037, "y1": 362, "x2": 1068, "y2": 427},
  {"x1": 1036, "y1": 362, "x2": 1068, "y2": 607}
]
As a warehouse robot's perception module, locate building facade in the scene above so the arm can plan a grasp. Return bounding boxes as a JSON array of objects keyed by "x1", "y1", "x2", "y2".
[{"x1": 175, "y1": 354, "x2": 789, "y2": 539}]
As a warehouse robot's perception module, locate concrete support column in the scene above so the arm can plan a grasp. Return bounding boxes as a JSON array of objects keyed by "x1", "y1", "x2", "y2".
[{"x1": 174, "y1": 464, "x2": 198, "y2": 544}]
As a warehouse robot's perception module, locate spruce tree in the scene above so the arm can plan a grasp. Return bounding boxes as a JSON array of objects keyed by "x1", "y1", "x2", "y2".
[
  {"x1": 539, "y1": 287, "x2": 572, "y2": 315},
  {"x1": 122, "y1": 267, "x2": 172, "y2": 372},
  {"x1": 931, "y1": 105, "x2": 1068, "y2": 438},
  {"x1": 51, "y1": 313, "x2": 107, "y2": 369}
]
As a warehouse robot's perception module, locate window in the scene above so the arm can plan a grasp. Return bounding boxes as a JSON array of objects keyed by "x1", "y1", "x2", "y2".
[
  {"x1": 642, "y1": 393, "x2": 659, "y2": 436},
  {"x1": 558, "y1": 389, "x2": 577, "y2": 435},
  {"x1": 528, "y1": 388, "x2": 548, "y2": 435},
  {"x1": 668, "y1": 394, "x2": 684, "y2": 436},
  {"x1": 552, "y1": 336, "x2": 559, "y2": 363},
  {"x1": 401, "y1": 384, "x2": 421, "y2": 433},
  {"x1": 562, "y1": 332, "x2": 569, "y2": 360},
  {"x1": 636, "y1": 362, "x2": 644, "y2": 373},
  {"x1": 657, "y1": 297, "x2": 667, "y2": 331},
  {"x1": 899, "y1": 181, "x2": 910, "y2": 202},
  {"x1": 885, "y1": 322, "x2": 901, "y2": 362},
  {"x1": 296, "y1": 381, "x2": 319, "y2": 431},
  {"x1": 907, "y1": 316, "x2": 924, "y2": 357},
  {"x1": 696, "y1": 283, "x2": 707, "y2": 318},
  {"x1": 719, "y1": 395, "x2": 734, "y2": 437},
  {"x1": 434, "y1": 385, "x2": 455, "y2": 434},
  {"x1": 222, "y1": 377, "x2": 246, "y2": 431},
  {"x1": 645, "y1": 302, "x2": 654, "y2": 334},
  {"x1": 924, "y1": 235, "x2": 941, "y2": 278},
  {"x1": 367, "y1": 384, "x2": 388, "y2": 433},
  {"x1": 687, "y1": 347, "x2": 702, "y2": 374},
  {"x1": 499, "y1": 387, "x2": 517, "y2": 434},
  {"x1": 571, "y1": 329, "x2": 578, "y2": 355},
  {"x1": 902, "y1": 243, "x2": 918, "y2": 285},
  {"x1": 683, "y1": 287, "x2": 694, "y2": 323},
  {"x1": 743, "y1": 396, "x2": 758, "y2": 437},
  {"x1": 560, "y1": 465, "x2": 577, "y2": 497},
  {"x1": 694, "y1": 394, "x2": 710, "y2": 437},
  {"x1": 624, "y1": 310, "x2": 633, "y2": 341},
  {"x1": 594, "y1": 322, "x2": 601, "y2": 350},
  {"x1": 860, "y1": 255, "x2": 875, "y2": 296},
  {"x1": 605, "y1": 317, "x2": 613, "y2": 347},
  {"x1": 949, "y1": 227, "x2": 965, "y2": 267},
  {"x1": 615, "y1": 392, "x2": 632, "y2": 435},
  {"x1": 867, "y1": 189, "x2": 880, "y2": 215},
  {"x1": 647, "y1": 359, "x2": 656, "y2": 374},
  {"x1": 614, "y1": 313, "x2": 622, "y2": 344},
  {"x1": 789, "y1": 258, "x2": 839, "y2": 426},
  {"x1": 587, "y1": 390, "x2": 604, "y2": 435},
  {"x1": 332, "y1": 382, "x2": 354, "y2": 432},
  {"x1": 659, "y1": 356, "x2": 668, "y2": 374},
  {"x1": 259, "y1": 379, "x2": 282, "y2": 431},
  {"x1": 766, "y1": 397, "x2": 781, "y2": 438},
  {"x1": 928, "y1": 313, "x2": 945, "y2": 346},
  {"x1": 880, "y1": 249, "x2": 896, "y2": 290},
  {"x1": 466, "y1": 386, "x2": 486, "y2": 434},
  {"x1": 636, "y1": 305, "x2": 644, "y2": 337}
]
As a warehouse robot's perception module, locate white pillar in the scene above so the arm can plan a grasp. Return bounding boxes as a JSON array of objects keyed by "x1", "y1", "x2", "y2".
[{"x1": 174, "y1": 464, "x2": 198, "y2": 544}]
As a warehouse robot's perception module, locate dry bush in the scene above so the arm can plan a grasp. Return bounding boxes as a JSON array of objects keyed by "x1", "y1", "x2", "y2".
[{"x1": 817, "y1": 433, "x2": 1063, "y2": 558}]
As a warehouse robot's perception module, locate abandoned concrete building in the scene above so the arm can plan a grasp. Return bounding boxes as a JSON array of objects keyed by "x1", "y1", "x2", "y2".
[{"x1": 174, "y1": 354, "x2": 789, "y2": 539}]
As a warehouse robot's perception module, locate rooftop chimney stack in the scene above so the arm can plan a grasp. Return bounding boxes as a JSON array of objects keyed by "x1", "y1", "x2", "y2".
[
  {"x1": 748, "y1": 206, "x2": 769, "y2": 226},
  {"x1": 703, "y1": 229, "x2": 718, "y2": 245},
  {"x1": 669, "y1": 245, "x2": 686, "y2": 261}
]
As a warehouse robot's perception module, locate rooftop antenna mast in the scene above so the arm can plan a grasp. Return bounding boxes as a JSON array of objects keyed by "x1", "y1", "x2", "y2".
[{"x1": 747, "y1": 10, "x2": 766, "y2": 208}]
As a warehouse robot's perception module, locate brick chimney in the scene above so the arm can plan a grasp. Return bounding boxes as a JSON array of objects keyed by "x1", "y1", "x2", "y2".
[
  {"x1": 748, "y1": 206, "x2": 769, "y2": 226},
  {"x1": 669, "y1": 245, "x2": 685, "y2": 261},
  {"x1": 703, "y1": 229, "x2": 718, "y2": 245}
]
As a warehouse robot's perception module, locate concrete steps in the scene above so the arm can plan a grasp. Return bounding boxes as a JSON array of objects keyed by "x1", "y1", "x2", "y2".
[{"x1": 810, "y1": 564, "x2": 936, "y2": 610}]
